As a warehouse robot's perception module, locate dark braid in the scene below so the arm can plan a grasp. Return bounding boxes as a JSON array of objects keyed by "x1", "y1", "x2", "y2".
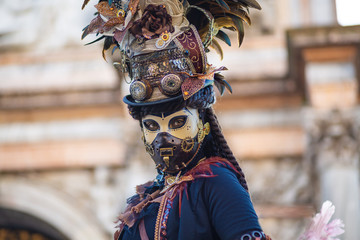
[
  {"x1": 127, "y1": 85, "x2": 248, "y2": 191},
  {"x1": 205, "y1": 107, "x2": 249, "y2": 191}
]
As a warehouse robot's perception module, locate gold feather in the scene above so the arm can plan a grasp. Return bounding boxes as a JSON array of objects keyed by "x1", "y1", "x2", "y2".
[
  {"x1": 238, "y1": 0, "x2": 262, "y2": 10},
  {"x1": 214, "y1": 16, "x2": 238, "y2": 29},
  {"x1": 211, "y1": 7, "x2": 251, "y2": 25},
  {"x1": 82, "y1": 0, "x2": 91, "y2": 10},
  {"x1": 209, "y1": 39, "x2": 224, "y2": 60}
]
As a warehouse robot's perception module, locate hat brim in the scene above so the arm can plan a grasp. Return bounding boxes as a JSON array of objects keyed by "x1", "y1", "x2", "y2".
[{"x1": 123, "y1": 94, "x2": 184, "y2": 107}]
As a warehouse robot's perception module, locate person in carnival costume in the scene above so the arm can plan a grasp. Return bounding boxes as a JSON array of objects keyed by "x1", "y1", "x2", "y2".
[{"x1": 82, "y1": 0, "x2": 271, "y2": 239}]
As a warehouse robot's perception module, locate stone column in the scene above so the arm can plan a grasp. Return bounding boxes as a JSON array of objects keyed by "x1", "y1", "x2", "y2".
[
  {"x1": 303, "y1": 46, "x2": 360, "y2": 239},
  {"x1": 306, "y1": 109, "x2": 360, "y2": 240}
]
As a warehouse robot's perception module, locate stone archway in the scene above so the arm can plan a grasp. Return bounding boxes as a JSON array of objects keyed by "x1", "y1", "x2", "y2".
[
  {"x1": 0, "y1": 178, "x2": 108, "y2": 240},
  {"x1": 0, "y1": 207, "x2": 68, "y2": 240}
]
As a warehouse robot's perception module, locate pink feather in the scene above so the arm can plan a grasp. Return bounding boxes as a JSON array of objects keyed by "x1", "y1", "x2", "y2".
[{"x1": 299, "y1": 201, "x2": 344, "y2": 240}]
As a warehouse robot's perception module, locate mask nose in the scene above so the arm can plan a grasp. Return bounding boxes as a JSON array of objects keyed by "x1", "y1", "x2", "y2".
[
  {"x1": 153, "y1": 132, "x2": 173, "y2": 146},
  {"x1": 153, "y1": 132, "x2": 176, "y2": 169}
]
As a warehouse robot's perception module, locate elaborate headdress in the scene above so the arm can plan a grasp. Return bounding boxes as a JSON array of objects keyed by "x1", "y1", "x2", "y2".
[
  {"x1": 82, "y1": 0, "x2": 260, "y2": 188},
  {"x1": 82, "y1": 0, "x2": 261, "y2": 106}
]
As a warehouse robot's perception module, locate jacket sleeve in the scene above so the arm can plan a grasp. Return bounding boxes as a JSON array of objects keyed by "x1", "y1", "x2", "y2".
[{"x1": 202, "y1": 164, "x2": 268, "y2": 240}]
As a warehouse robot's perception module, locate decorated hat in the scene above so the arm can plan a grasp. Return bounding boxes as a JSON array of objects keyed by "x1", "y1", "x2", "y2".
[{"x1": 82, "y1": 0, "x2": 261, "y2": 106}]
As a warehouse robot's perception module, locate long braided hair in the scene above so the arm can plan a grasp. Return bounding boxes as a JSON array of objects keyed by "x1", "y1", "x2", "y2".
[{"x1": 127, "y1": 86, "x2": 248, "y2": 191}]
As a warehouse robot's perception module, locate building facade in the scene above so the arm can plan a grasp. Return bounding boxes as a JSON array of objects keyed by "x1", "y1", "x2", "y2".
[{"x1": 0, "y1": 0, "x2": 359, "y2": 239}]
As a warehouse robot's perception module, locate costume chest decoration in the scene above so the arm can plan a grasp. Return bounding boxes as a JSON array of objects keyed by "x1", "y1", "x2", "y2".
[{"x1": 113, "y1": 157, "x2": 272, "y2": 240}]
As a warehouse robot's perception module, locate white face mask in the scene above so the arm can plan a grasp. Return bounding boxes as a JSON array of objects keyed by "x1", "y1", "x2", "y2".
[
  {"x1": 141, "y1": 107, "x2": 208, "y2": 174},
  {"x1": 142, "y1": 108, "x2": 200, "y2": 144}
]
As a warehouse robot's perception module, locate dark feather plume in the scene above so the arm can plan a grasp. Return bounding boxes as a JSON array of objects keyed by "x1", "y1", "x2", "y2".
[
  {"x1": 236, "y1": 0, "x2": 261, "y2": 10},
  {"x1": 216, "y1": 30, "x2": 231, "y2": 46},
  {"x1": 84, "y1": 35, "x2": 106, "y2": 46},
  {"x1": 82, "y1": 0, "x2": 91, "y2": 10},
  {"x1": 230, "y1": 15, "x2": 244, "y2": 47},
  {"x1": 102, "y1": 36, "x2": 117, "y2": 60},
  {"x1": 215, "y1": 0, "x2": 230, "y2": 10},
  {"x1": 214, "y1": 72, "x2": 232, "y2": 95},
  {"x1": 185, "y1": 0, "x2": 261, "y2": 51}
]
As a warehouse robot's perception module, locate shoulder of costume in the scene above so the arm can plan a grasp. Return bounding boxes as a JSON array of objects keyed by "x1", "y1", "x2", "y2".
[{"x1": 188, "y1": 156, "x2": 241, "y2": 177}]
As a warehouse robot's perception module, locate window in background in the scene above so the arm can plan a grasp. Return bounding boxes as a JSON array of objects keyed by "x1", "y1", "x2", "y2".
[{"x1": 336, "y1": 0, "x2": 360, "y2": 26}]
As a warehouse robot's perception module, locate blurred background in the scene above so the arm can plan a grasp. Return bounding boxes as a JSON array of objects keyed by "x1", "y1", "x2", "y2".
[{"x1": 0, "y1": 0, "x2": 360, "y2": 239}]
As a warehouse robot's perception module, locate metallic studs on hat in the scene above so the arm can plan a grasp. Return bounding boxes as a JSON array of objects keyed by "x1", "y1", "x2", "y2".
[
  {"x1": 183, "y1": 49, "x2": 190, "y2": 57},
  {"x1": 116, "y1": 9, "x2": 125, "y2": 17},
  {"x1": 155, "y1": 39, "x2": 165, "y2": 49},
  {"x1": 156, "y1": 31, "x2": 171, "y2": 49},
  {"x1": 161, "y1": 31, "x2": 170, "y2": 41},
  {"x1": 147, "y1": 63, "x2": 159, "y2": 77}
]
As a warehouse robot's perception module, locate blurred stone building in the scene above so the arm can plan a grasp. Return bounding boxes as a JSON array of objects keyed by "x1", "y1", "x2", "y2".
[{"x1": 0, "y1": 0, "x2": 359, "y2": 239}]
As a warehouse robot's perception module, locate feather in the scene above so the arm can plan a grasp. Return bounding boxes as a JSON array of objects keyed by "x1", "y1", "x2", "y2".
[
  {"x1": 212, "y1": 16, "x2": 240, "y2": 46},
  {"x1": 81, "y1": 0, "x2": 91, "y2": 10},
  {"x1": 84, "y1": 35, "x2": 106, "y2": 46},
  {"x1": 81, "y1": 26, "x2": 89, "y2": 40},
  {"x1": 228, "y1": 8, "x2": 251, "y2": 25},
  {"x1": 215, "y1": 0, "x2": 230, "y2": 10},
  {"x1": 112, "y1": 45, "x2": 119, "y2": 55},
  {"x1": 102, "y1": 17, "x2": 125, "y2": 32},
  {"x1": 216, "y1": 30, "x2": 231, "y2": 46},
  {"x1": 214, "y1": 16, "x2": 237, "y2": 29},
  {"x1": 238, "y1": 0, "x2": 261, "y2": 10},
  {"x1": 214, "y1": 80, "x2": 225, "y2": 95},
  {"x1": 210, "y1": 7, "x2": 251, "y2": 25},
  {"x1": 214, "y1": 73, "x2": 232, "y2": 95},
  {"x1": 209, "y1": 39, "x2": 224, "y2": 60},
  {"x1": 178, "y1": 186, "x2": 183, "y2": 215},
  {"x1": 299, "y1": 201, "x2": 344, "y2": 240},
  {"x1": 81, "y1": 15, "x2": 105, "y2": 39},
  {"x1": 108, "y1": 0, "x2": 113, "y2": 6},
  {"x1": 185, "y1": 0, "x2": 260, "y2": 50},
  {"x1": 102, "y1": 37, "x2": 116, "y2": 61},
  {"x1": 114, "y1": 24, "x2": 132, "y2": 43},
  {"x1": 230, "y1": 15, "x2": 244, "y2": 47},
  {"x1": 223, "y1": 79, "x2": 232, "y2": 93}
]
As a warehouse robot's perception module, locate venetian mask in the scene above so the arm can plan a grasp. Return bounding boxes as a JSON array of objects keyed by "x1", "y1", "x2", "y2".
[{"x1": 142, "y1": 107, "x2": 210, "y2": 174}]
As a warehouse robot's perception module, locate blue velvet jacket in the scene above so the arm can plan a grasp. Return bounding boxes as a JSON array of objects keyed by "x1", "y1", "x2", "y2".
[{"x1": 115, "y1": 157, "x2": 269, "y2": 240}]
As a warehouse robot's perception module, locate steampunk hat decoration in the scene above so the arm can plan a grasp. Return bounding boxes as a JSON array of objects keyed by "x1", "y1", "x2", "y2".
[{"x1": 82, "y1": 0, "x2": 261, "y2": 106}]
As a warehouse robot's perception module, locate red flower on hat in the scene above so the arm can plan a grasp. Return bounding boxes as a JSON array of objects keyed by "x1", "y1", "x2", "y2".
[{"x1": 129, "y1": 4, "x2": 174, "y2": 39}]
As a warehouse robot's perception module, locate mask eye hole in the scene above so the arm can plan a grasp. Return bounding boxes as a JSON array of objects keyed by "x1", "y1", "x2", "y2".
[
  {"x1": 169, "y1": 116, "x2": 187, "y2": 129},
  {"x1": 143, "y1": 119, "x2": 160, "y2": 131}
]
